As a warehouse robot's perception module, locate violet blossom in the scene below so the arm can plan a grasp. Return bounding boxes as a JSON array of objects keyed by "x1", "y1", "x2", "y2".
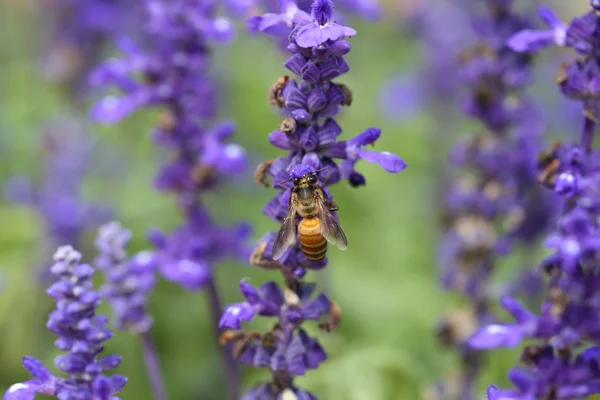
[
  {"x1": 219, "y1": 1, "x2": 405, "y2": 398},
  {"x1": 90, "y1": 0, "x2": 250, "y2": 398},
  {"x1": 3, "y1": 246, "x2": 126, "y2": 400},
  {"x1": 94, "y1": 222, "x2": 166, "y2": 400},
  {"x1": 470, "y1": 3, "x2": 600, "y2": 399},
  {"x1": 430, "y1": 1, "x2": 554, "y2": 399}
]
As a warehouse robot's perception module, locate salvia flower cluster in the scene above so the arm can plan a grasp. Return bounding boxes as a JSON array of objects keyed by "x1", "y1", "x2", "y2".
[
  {"x1": 469, "y1": 3, "x2": 600, "y2": 399},
  {"x1": 219, "y1": 0, "x2": 406, "y2": 398},
  {"x1": 95, "y1": 222, "x2": 156, "y2": 336},
  {"x1": 430, "y1": 1, "x2": 554, "y2": 399},
  {"x1": 90, "y1": 1, "x2": 250, "y2": 397},
  {"x1": 94, "y1": 222, "x2": 167, "y2": 400},
  {"x1": 90, "y1": 0, "x2": 250, "y2": 291},
  {"x1": 4, "y1": 246, "x2": 126, "y2": 400}
]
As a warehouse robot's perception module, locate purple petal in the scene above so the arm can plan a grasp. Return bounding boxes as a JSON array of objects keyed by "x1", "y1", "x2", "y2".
[
  {"x1": 108, "y1": 375, "x2": 128, "y2": 393},
  {"x1": 4, "y1": 382, "x2": 39, "y2": 400},
  {"x1": 469, "y1": 324, "x2": 523, "y2": 349},
  {"x1": 356, "y1": 149, "x2": 407, "y2": 173},
  {"x1": 301, "y1": 294, "x2": 330, "y2": 320},
  {"x1": 295, "y1": 24, "x2": 357, "y2": 48},
  {"x1": 269, "y1": 130, "x2": 293, "y2": 150},
  {"x1": 348, "y1": 127, "x2": 381, "y2": 147},
  {"x1": 92, "y1": 376, "x2": 112, "y2": 400},
  {"x1": 240, "y1": 280, "x2": 261, "y2": 304},
  {"x1": 507, "y1": 29, "x2": 556, "y2": 53},
  {"x1": 500, "y1": 297, "x2": 535, "y2": 324},
  {"x1": 219, "y1": 302, "x2": 255, "y2": 329},
  {"x1": 161, "y1": 259, "x2": 212, "y2": 290},
  {"x1": 22, "y1": 358, "x2": 52, "y2": 382},
  {"x1": 90, "y1": 96, "x2": 138, "y2": 124},
  {"x1": 248, "y1": 14, "x2": 289, "y2": 36},
  {"x1": 98, "y1": 355, "x2": 122, "y2": 370}
]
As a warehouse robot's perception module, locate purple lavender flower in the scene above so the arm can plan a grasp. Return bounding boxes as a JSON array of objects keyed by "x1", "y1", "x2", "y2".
[
  {"x1": 95, "y1": 222, "x2": 157, "y2": 335},
  {"x1": 470, "y1": 3, "x2": 600, "y2": 399},
  {"x1": 91, "y1": 0, "x2": 250, "y2": 291},
  {"x1": 220, "y1": 1, "x2": 405, "y2": 397},
  {"x1": 94, "y1": 222, "x2": 167, "y2": 400},
  {"x1": 91, "y1": 1, "x2": 250, "y2": 397},
  {"x1": 430, "y1": 1, "x2": 556, "y2": 399},
  {"x1": 294, "y1": 0, "x2": 356, "y2": 48},
  {"x1": 3, "y1": 246, "x2": 126, "y2": 400}
]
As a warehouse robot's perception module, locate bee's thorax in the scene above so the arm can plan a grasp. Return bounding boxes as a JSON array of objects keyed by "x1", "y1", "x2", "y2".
[{"x1": 294, "y1": 183, "x2": 318, "y2": 217}]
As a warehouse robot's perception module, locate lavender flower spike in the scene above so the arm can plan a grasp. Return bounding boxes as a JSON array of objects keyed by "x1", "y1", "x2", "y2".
[
  {"x1": 220, "y1": 1, "x2": 405, "y2": 397},
  {"x1": 471, "y1": 3, "x2": 600, "y2": 399},
  {"x1": 95, "y1": 222, "x2": 156, "y2": 334},
  {"x1": 4, "y1": 246, "x2": 126, "y2": 400},
  {"x1": 91, "y1": 1, "x2": 251, "y2": 398},
  {"x1": 95, "y1": 222, "x2": 166, "y2": 400},
  {"x1": 429, "y1": 1, "x2": 555, "y2": 398}
]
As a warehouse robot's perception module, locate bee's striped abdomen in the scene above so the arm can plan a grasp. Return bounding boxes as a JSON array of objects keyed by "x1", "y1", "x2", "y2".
[{"x1": 298, "y1": 217, "x2": 327, "y2": 261}]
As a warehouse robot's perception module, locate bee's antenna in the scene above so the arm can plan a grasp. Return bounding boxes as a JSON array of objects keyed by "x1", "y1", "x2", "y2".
[{"x1": 279, "y1": 166, "x2": 329, "y2": 185}]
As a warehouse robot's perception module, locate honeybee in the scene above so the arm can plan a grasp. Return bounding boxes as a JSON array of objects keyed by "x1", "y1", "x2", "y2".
[{"x1": 272, "y1": 168, "x2": 347, "y2": 261}]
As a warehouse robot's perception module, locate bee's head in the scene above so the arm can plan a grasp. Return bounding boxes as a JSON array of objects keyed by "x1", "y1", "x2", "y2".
[
  {"x1": 293, "y1": 172, "x2": 318, "y2": 186},
  {"x1": 289, "y1": 164, "x2": 316, "y2": 184}
]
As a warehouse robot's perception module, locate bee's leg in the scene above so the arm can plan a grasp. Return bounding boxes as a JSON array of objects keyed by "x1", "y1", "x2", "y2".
[{"x1": 329, "y1": 201, "x2": 339, "y2": 212}]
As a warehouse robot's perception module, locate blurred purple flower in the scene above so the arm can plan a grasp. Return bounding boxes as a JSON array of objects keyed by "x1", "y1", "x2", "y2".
[
  {"x1": 473, "y1": 3, "x2": 600, "y2": 398},
  {"x1": 91, "y1": 0, "x2": 251, "y2": 288},
  {"x1": 95, "y1": 222, "x2": 157, "y2": 334},
  {"x1": 94, "y1": 222, "x2": 168, "y2": 400},
  {"x1": 431, "y1": 1, "x2": 555, "y2": 398},
  {"x1": 3, "y1": 246, "x2": 126, "y2": 400},
  {"x1": 91, "y1": 1, "x2": 251, "y2": 397}
]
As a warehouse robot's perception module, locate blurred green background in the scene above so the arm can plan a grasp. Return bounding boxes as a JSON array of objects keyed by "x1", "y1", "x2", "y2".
[{"x1": 0, "y1": 1, "x2": 590, "y2": 399}]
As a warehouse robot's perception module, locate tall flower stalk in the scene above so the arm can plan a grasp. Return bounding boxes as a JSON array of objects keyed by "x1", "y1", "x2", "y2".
[
  {"x1": 3, "y1": 246, "x2": 126, "y2": 400},
  {"x1": 90, "y1": 1, "x2": 250, "y2": 398},
  {"x1": 219, "y1": 1, "x2": 406, "y2": 398},
  {"x1": 430, "y1": 1, "x2": 553, "y2": 399},
  {"x1": 470, "y1": 3, "x2": 600, "y2": 398},
  {"x1": 95, "y1": 222, "x2": 166, "y2": 400}
]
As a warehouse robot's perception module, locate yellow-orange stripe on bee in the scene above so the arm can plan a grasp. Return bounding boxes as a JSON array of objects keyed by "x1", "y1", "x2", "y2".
[{"x1": 299, "y1": 218, "x2": 327, "y2": 260}]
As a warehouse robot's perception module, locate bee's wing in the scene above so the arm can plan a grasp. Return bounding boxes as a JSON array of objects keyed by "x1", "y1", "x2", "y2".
[
  {"x1": 272, "y1": 192, "x2": 298, "y2": 260},
  {"x1": 315, "y1": 188, "x2": 348, "y2": 250}
]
